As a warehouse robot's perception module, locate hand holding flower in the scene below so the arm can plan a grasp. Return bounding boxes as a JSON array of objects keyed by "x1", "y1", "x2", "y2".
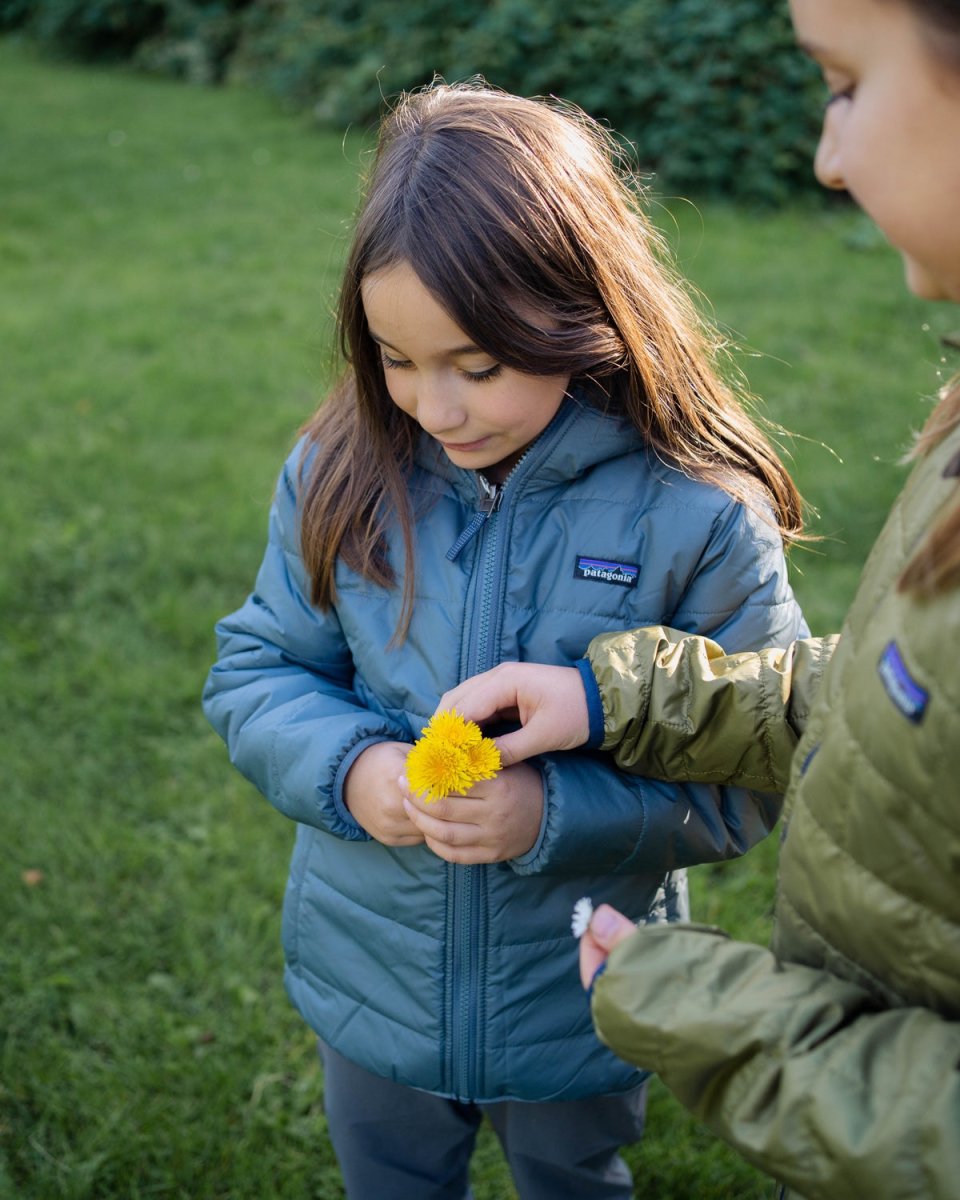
[
  {"x1": 405, "y1": 710, "x2": 501, "y2": 802},
  {"x1": 344, "y1": 741, "x2": 426, "y2": 846},
  {"x1": 579, "y1": 904, "x2": 637, "y2": 990},
  {"x1": 435, "y1": 663, "x2": 590, "y2": 766},
  {"x1": 401, "y1": 763, "x2": 544, "y2": 864},
  {"x1": 400, "y1": 710, "x2": 541, "y2": 863}
]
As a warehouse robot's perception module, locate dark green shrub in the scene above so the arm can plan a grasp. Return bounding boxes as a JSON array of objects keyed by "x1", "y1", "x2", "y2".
[
  {"x1": 230, "y1": 0, "x2": 823, "y2": 203},
  {"x1": 7, "y1": 0, "x2": 167, "y2": 57},
  {"x1": 0, "y1": 0, "x2": 37, "y2": 32},
  {"x1": 229, "y1": 0, "x2": 487, "y2": 123},
  {"x1": 134, "y1": 1, "x2": 252, "y2": 84},
  {"x1": 6, "y1": 0, "x2": 251, "y2": 80},
  {"x1": 6, "y1": 0, "x2": 824, "y2": 203}
]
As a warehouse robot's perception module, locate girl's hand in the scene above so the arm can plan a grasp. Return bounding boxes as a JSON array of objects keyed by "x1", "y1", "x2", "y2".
[
  {"x1": 400, "y1": 763, "x2": 544, "y2": 864},
  {"x1": 344, "y1": 742, "x2": 425, "y2": 846},
  {"x1": 579, "y1": 904, "x2": 638, "y2": 990},
  {"x1": 436, "y1": 663, "x2": 591, "y2": 766}
]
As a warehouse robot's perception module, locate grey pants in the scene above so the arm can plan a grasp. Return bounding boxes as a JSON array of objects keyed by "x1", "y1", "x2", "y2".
[{"x1": 318, "y1": 1040, "x2": 647, "y2": 1200}]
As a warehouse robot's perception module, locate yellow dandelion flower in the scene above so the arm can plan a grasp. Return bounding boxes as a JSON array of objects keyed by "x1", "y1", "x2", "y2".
[
  {"x1": 405, "y1": 710, "x2": 502, "y2": 803},
  {"x1": 419, "y1": 709, "x2": 483, "y2": 748},
  {"x1": 463, "y1": 738, "x2": 501, "y2": 783},
  {"x1": 406, "y1": 740, "x2": 475, "y2": 802}
]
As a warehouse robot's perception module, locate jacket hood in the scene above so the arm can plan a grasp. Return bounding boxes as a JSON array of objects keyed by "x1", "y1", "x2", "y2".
[{"x1": 415, "y1": 390, "x2": 649, "y2": 504}]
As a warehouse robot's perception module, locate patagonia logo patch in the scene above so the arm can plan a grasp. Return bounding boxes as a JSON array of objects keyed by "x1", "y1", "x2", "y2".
[
  {"x1": 574, "y1": 555, "x2": 639, "y2": 588},
  {"x1": 877, "y1": 641, "x2": 929, "y2": 723}
]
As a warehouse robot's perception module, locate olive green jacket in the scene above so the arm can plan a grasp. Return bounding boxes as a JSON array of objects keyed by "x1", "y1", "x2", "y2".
[{"x1": 587, "y1": 423, "x2": 960, "y2": 1199}]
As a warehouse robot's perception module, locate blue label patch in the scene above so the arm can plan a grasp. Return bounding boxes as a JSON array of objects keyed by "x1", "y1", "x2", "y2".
[
  {"x1": 877, "y1": 641, "x2": 929, "y2": 724},
  {"x1": 574, "y1": 555, "x2": 639, "y2": 588}
]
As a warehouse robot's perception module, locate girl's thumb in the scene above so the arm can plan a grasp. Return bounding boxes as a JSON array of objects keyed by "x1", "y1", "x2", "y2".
[
  {"x1": 589, "y1": 905, "x2": 635, "y2": 947},
  {"x1": 492, "y1": 731, "x2": 533, "y2": 769}
]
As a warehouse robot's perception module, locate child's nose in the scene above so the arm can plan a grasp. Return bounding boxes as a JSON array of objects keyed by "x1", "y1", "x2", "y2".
[
  {"x1": 814, "y1": 109, "x2": 847, "y2": 192},
  {"x1": 415, "y1": 376, "x2": 465, "y2": 435}
]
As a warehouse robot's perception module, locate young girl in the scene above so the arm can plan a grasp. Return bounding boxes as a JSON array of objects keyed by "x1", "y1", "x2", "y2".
[
  {"x1": 202, "y1": 82, "x2": 808, "y2": 1199},
  {"x1": 441, "y1": 4, "x2": 960, "y2": 1196}
]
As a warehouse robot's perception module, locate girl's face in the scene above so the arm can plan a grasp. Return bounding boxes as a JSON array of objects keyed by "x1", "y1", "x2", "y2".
[
  {"x1": 790, "y1": 0, "x2": 960, "y2": 301},
  {"x1": 361, "y1": 261, "x2": 570, "y2": 483}
]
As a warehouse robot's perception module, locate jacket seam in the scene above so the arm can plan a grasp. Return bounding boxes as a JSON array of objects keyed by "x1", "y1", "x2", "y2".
[{"x1": 290, "y1": 958, "x2": 443, "y2": 1039}]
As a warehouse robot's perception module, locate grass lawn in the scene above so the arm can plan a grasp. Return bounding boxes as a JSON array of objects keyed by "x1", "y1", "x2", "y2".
[{"x1": 1, "y1": 38, "x2": 955, "y2": 1199}]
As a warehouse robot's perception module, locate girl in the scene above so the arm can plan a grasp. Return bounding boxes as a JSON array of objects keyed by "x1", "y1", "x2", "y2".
[
  {"x1": 441, "y1": 4, "x2": 960, "y2": 1197},
  {"x1": 202, "y1": 82, "x2": 807, "y2": 1200}
]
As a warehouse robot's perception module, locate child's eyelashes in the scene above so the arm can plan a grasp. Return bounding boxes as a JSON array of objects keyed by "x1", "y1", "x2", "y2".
[
  {"x1": 824, "y1": 83, "x2": 855, "y2": 108},
  {"x1": 463, "y1": 364, "x2": 502, "y2": 383},
  {"x1": 379, "y1": 352, "x2": 502, "y2": 383},
  {"x1": 380, "y1": 352, "x2": 413, "y2": 371}
]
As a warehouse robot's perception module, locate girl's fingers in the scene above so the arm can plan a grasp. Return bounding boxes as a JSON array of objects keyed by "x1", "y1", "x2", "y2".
[
  {"x1": 588, "y1": 904, "x2": 636, "y2": 945},
  {"x1": 402, "y1": 789, "x2": 482, "y2": 817},
  {"x1": 579, "y1": 932, "x2": 608, "y2": 990},
  {"x1": 578, "y1": 909, "x2": 635, "y2": 989},
  {"x1": 402, "y1": 799, "x2": 475, "y2": 844},
  {"x1": 437, "y1": 669, "x2": 521, "y2": 725}
]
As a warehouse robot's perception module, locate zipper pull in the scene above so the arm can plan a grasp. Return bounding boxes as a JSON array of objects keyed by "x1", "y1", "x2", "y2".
[{"x1": 446, "y1": 478, "x2": 503, "y2": 561}]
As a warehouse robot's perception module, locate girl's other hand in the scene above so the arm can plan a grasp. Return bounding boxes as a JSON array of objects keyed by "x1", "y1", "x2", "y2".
[
  {"x1": 579, "y1": 904, "x2": 638, "y2": 990},
  {"x1": 344, "y1": 742, "x2": 426, "y2": 846},
  {"x1": 436, "y1": 663, "x2": 591, "y2": 766},
  {"x1": 400, "y1": 763, "x2": 544, "y2": 864}
]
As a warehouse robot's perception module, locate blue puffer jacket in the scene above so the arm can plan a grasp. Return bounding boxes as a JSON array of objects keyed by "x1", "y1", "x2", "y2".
[{"x1": 202, "y1": 393, "x2": 807, "y2": 1103}]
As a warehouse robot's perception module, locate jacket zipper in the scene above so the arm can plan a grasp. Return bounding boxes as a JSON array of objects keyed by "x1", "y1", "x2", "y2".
[
  {"x1": 442, "y1": 408, "x2": 572, "y2": 1099},
  {"x1": 445, "y1": 473, "x2": 502, "y2": 561},
  {"x1": 448, "y1": 470, "x2": 509, "y2": 1099},
  {"x1": 446, "y1": 457, "x2": 534, "y2": 562},
  {"x1": 450, "y1": 858, "x2": 483, "y2": 1099}
]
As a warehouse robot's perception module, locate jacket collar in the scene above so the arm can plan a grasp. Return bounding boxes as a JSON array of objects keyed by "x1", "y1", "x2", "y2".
[{"x1": 414, "y1": 390, "x2": 647, "y2": 505}]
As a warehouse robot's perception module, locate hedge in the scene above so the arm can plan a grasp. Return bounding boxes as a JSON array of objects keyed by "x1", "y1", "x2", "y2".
[{"x1": 2, "y1": 0, "x2": 824, "y2": 203}]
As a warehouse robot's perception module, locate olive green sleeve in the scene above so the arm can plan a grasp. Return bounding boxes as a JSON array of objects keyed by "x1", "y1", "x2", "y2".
[
  {"x1": 585, "y1": 627, "x2": 839, "y2": 792},
  {"x1": 591, "y1": 924, "x2": 960, "y2": 1200}
]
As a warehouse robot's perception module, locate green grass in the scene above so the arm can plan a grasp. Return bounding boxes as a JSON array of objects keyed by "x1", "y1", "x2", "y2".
[{"x1": 2, "y1": 38, "x2": 956, "y2": 1200}]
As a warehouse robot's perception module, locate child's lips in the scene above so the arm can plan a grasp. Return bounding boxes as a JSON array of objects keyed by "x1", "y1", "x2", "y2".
[{"x1": 440, "y1": 436, "x2": 491, "y2": 452}]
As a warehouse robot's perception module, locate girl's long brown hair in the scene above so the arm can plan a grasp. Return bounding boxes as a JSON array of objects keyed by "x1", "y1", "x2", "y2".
[
  {"x1": 299, "y1": 82, "x2": 805, "y2": 637},
  {"x1": 898, "y1": 376, "x2": 960, "y2": 596}
]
